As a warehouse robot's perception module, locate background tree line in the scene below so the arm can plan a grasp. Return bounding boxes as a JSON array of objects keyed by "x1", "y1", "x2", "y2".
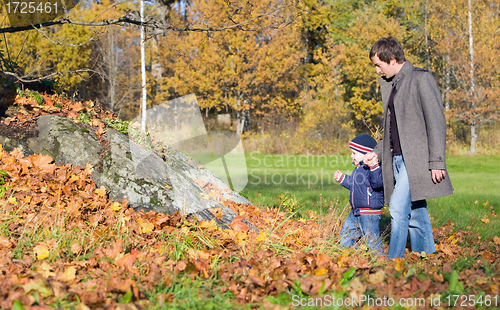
[{"x1": 1, "y1": 0, "x2": 499, "y2": 154}]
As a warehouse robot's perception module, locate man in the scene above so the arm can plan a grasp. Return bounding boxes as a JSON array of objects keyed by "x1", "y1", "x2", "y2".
[{"x1": 364, "y1": 37, "x2": 454, "y2": 259}]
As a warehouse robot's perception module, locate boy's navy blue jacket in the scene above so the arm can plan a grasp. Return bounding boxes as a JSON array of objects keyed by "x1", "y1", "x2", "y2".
[{"x1": 337, "y1": 162, "x2": 384, "y2": 216}]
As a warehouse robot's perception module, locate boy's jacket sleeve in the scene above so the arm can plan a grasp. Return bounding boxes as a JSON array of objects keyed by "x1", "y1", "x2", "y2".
[
  {"x1": 367, "y1": 164, "x2": 384, "y2": 190},
  {"x1": 339, "y1": 173, "x2": 352, "y2": 190}
]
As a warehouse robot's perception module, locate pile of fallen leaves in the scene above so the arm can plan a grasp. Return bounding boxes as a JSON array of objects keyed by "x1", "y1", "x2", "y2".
[
  {"x1": 1, "y1": 91, "x2": 500, "y2": 309},
  {"x1": 2, "y1": 91, "x2": 123, "y2": 141},
  {"x1": 1, "y1": 145, "x2": 500, "y2": 309},
  {"x1": 0, "y1": 144, "x2": 344, "y2": 308}
]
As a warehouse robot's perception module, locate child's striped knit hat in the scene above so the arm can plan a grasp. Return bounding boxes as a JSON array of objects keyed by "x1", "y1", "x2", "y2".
[{"x1": 349, "y1": 134, "x2": 377, "y2": 154}]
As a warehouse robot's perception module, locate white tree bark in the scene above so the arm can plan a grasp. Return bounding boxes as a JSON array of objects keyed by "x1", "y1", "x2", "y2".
[
  {"x1": 424, "y1": 0, "x2": 430, "y2": 69},
  {"x1": 468, "y1": 0, "x2": 477, "y2": 154},
  {"x1": 108, "y1": 29, "x2": 117, "y2": 112},
  {"x1": 141, "y1": 0, "x2": 147, "y2": 132},
  {"x1": 445, "y1": 55, "x2": 450, "y2": 111}
]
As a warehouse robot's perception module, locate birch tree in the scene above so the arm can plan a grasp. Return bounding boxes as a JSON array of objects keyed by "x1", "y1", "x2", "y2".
[
  {"x1": 428, "y1": 0, "x2": 500, "y2": 153},
  {"x1": 467, "y1": 0, "x2": 477, "y2": 154}
]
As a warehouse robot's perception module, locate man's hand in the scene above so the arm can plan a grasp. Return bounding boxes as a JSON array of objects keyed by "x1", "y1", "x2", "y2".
[
  {"x1": 364, "y1": 152, "x2": 379, "y2": 167},
  {"x1": 431, "y1": 169, "x2": 446, "y2": 183}
]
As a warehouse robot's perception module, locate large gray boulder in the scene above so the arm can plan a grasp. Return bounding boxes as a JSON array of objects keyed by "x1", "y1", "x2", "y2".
[{"x1": 0, "y1": 115, "x2": 255, "y2": 230}]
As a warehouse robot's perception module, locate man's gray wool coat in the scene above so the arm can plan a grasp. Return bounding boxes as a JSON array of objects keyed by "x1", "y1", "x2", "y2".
[{"x1": 373, "y1": 61, "x2": 454, "y2": 204}]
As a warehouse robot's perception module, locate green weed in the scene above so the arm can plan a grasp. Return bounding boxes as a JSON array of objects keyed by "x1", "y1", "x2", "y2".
[
  {"x1": 76, "y1": 112, "x2": 92, "y2": 125},
  {"x1": 147, "y1": 275, "x2": 242, "y2": 310},
  {"x1": 16, "y1": 88, "x2": 44, "y2": 105},
  {"x1": 105, "y1": 118, "x2": 130, "y2": 134},
  {"x1": 0, "y1": 170, "x2": 9, "y2": 197}
]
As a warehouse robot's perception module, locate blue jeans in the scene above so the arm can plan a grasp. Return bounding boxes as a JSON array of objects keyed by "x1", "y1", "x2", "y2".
[
  {"x1": 339, "y1": 210, "x2": 385, "y2": 255},
  {"x1": 387, "y1": 155, "x2": 436, "y2": 258}
]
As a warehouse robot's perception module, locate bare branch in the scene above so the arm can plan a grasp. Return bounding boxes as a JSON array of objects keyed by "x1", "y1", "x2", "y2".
[
  {"x1": 2, "y1": 69, "x2": 103, "y2": 83},
  {"x1": 0, "y1": 2, "x2": 299, "y2": 87},
  {"x1": 0, "y1": 4, "x2": 298, "y2": 34},
  {"x1": 115, "y1": 88, "x2": 136, "y2": 110},
  {"x1": 91, "y1": 1, "x2": 135, "y2": 23},
  {"x1": 15, "y1": 32, "x2": 31, "y2": 64},
  {"x1": 485, "y1": 27, "x2": 500, "y2": 40},
  {"x1": 2, "y1": 33, "x2": 15, "y2": 72},
  {"x1": 0, "y1": 16, "x2": 138, "y2": 33}
]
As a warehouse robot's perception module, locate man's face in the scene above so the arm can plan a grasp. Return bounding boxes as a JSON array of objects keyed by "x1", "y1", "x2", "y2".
[{"x1": 371, "y1": 55, "x2": 399, "y2": 78}]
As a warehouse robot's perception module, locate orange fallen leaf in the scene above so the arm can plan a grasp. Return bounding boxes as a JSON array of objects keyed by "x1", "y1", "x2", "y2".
[
  {"x1": 92, "y1": 119, "x2": 104, "y2": 128},
  {"x1": 69, "y1": 102, "x2": 85, "y2": 112},
  {"x1": 110, "y1": 202, "x2": 122, "y2": 211},
  {"x1": 68, "y1": 174, "x2": 79, "y2": 183},
  {"x1": 255, "y1": 231, "x2": 267, "y2": 242},
  {"x1": 368, "y1": 270, "x2": 385, "y2": 285},
  {"x1": 31, "y1": 154, "x2": 57, "y2": 174},
  {"x1": 176, "y1": 261, "x2": 187, "y2": 272},
  {"x1": 314, "y1": 268, "x2": 328, "y2": 276},
  {"x1": 395, "y1": 257, "x2": 405, "y2": 271},
  {"x1": 230, "y1": 215, "x2": 250, "y2": 232},
  {"x1": 200, "y1": 193, "x2": 211, "y2": 200},
  {"x1": 196, "y1": 250, "x2": 210, "y2": 260},
  {"x1": 433, "y1": 272, "x2": 444, "y2": 282},
  {"x1": 481, "y1": 214, "x2": 490, "y2": 224},
  {"x1": 115, "y1": 253, "x2": 139, "y2": 276},
  {"x1": 491, "y1": 283, "x2": 498, "y2": 292},
  {"x1": 482, "y1": 251, "x2": 495, "y2": 263},
  {"x1": 441, "y1": 244, "x2": 455, "y2": 256},
  {"x1": 349, "y1": 277, "x2": 366, "y2": 296},
  {"x1": 209, "y1": 207, "x2": 225, "y2": 219},
  {"x1": 193, "y1": 258, "x2": 210, "y2": 278},
  {"x1": 494, "y1": 236, "x2": 500, "y2": 245},
  {"x1": 138, "y1": 218, "x2": 155, "y2": 233},
  {"x1": 105, "y1": 240, "x2": 123, "y2": 259},
  {"x1": 58, "y1": 266, "x2": 77, "y2": 282},
  {"x1": 95, "y1": 126, "x2": 105, "y2": 138},
  {"x1": 337, "y1": 255, "x2": 349, "y2": 268},
  {"x1": 95, "y1": 187, "x2": 107, "y2": 197},
  {"x1": 9, "y1": 148, "x2": 23, "y2": 160},
  {"x1": 0, "y1": 235, "x2": 12, "y2": 249},
  {"x1": 70, "y1": 242, "x2": 82, "y2": 254},
  {"x1": 34, "y1": 243, "x2": 50, "y2": 260},
  {"x1": 199, "y1": 219, "x2": 218, "y2": 231},
  {"x1": 37, "y1": 262, "x2": 56, "y2": 278}
]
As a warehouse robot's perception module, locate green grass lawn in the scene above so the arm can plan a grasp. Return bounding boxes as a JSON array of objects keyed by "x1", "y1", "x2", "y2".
[{"x1": 241, "y1": 152, "x2": 500, "y2": 239}]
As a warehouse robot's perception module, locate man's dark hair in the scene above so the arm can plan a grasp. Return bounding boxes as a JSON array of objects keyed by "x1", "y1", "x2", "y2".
[{"x1": 369, "y1": 37, "x2": 405, "y2": 64}]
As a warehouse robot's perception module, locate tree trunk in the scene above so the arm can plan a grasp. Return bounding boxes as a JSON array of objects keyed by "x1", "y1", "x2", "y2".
[
  {"x1": 424, "y1": 0, "x2": 431, "y2": 69},
  {"x1": 468, "y1": 0, "x2": 476, "y2": 154},
  {"x1": 470, "y1": 123, "x2": 477, "y2": 154},
  {"x1": 150, "y1": 37, "x2": 163, "y2": 103},
  {"x1": 445, "y1": 55, "x2": 450, "y2": 111},
  {"x1": 108, "y1": 29, "x2": 117, "y2": 112},
  {"x1": 141, "y1": 0, "x2": 147, "y2": 132},
  {"x1": 236, "y1": 110, "x2": 247, "y2": 136}
]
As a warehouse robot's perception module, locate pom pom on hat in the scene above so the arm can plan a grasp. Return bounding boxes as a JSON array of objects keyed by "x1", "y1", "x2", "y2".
[{"x1": 349, "y1": 134, "x2": 377, "y2": 154}]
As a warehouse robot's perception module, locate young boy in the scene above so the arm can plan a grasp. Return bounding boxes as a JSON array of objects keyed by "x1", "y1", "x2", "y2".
[{"x1": 334, "y1": 134, "x2": 385, "y2": 255}]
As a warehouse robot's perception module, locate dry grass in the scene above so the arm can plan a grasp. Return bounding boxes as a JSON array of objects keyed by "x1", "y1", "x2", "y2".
[{"x1": 242, "y1": 131, "x2": 349, "y2": 155}]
